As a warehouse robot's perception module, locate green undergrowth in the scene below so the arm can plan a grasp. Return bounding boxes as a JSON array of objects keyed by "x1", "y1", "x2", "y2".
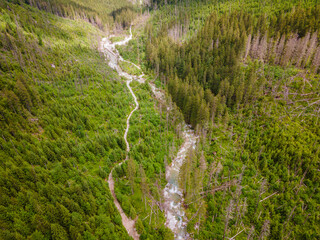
[
  {"x1": 111, "y1": 23, "x2": 185, "y2": 237},
  {"x1": 145, "y1": 0, "x2": 320, "y2": 238},
  {"x1": 182, "y1": 63, "x2": 320, "y2": 239},
  {"x1": 119, "y1": 61, "x2": 142, "y2": 76},
  {"x1": 109, "y1": 35, "x2": 127, "y2": 43},
  {"x1": 116, "y1": 25, "x2": 147, "y2": 70},
  {"x1": 113, "y1": 79, "x2": 185, "y2": 239}
]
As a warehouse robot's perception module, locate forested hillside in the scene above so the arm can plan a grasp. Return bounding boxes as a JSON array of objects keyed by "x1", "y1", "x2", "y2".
[
  {"x1": 146, "y1": 0, "x2": 320, "y2": 128},
  {"x1": 141, "y1": 0, "x2": 320, "y2": 239},
  {"x1": 26, "y1": 0, "x2": 137, "y2": 30},
  {"x1": 1, "y1": 0, "x2": 320, "y2": 239},
  {"x1": 0, "y1": 1, "x2": 131, "y2": 239},
  {"x1": 0, "y1": 1, "x2": 180, "y2": 239}
]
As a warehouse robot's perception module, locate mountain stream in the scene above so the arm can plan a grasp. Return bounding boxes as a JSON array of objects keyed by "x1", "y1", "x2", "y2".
[{"x1": 101, "y1": 27, "x2": 197, "y2": 240}]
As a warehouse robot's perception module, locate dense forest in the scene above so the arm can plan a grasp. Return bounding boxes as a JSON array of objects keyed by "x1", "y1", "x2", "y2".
[
  {"x1": 25, "y1": 0, "x2": 137, "y2": 30},
  {"x1": 0, "y1": 1, "x2": 131, "y2": 239},
  {"x1": 146, "y1": 0, "x2": 320, "y2": 128},
  {"x1": 0, "y1": 1, "x2": 179, "y2": 239},
  {"x1": 141, "y1": 0, "x2": 320, "y2": 239},
  {"x1": 1, "y1": 0, "x2": 320, "y2": 239}
]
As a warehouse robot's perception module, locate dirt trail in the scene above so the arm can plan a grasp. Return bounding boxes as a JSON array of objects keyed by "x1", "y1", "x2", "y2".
[
  {"x1": 101, "y1": 26, "x2": 197, "y2": 240},
  {"x1": 102, "y1": 27, "x2": 139, "y2": 240}
]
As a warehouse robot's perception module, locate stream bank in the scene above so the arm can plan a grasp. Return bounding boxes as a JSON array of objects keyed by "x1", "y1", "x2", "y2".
[{"x1": 101, "y1": 27, "x2": 197, "y2": 240}]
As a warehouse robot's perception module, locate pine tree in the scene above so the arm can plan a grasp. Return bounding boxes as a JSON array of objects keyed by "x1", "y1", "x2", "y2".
[
  {"x1": 15, "y1": 80, "x2": 32, "y2": 112},
  {"x1": 139, "y1": 164, "x2": 149, "y2": 207},
  {"x1": 51, "y1": 223, "x2": 68, "y2": 240}
]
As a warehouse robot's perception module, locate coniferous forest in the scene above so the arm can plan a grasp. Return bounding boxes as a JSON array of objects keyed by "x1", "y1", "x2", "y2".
[{"x1": 1, "y1": 0, "x2": 320, "y2": 240}]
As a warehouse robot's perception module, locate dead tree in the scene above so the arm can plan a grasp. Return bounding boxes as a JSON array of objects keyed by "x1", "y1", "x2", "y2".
[{"x1": 223, "y1": 199, "x2": 234, "y2": 240}]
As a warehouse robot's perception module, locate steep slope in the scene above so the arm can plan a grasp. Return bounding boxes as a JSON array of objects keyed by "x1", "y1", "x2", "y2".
[
  {"x1": 0, "y1": 2, "x2": 133, "y2": 239},
  {"x1": 0, "y1": 1, "x2": 185, "y2": 240},
  {"x1": 142, "y1": 0, "x2": 320, "y2": 239},
  {"x1": 2, "y1": 0, "x2": 320, "y2": 239},
  {"x1": 26, "y1": 0, "x2": 137, "y2": 30}
]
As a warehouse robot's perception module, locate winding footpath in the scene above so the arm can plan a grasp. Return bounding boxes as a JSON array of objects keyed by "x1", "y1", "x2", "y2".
[
  {"x1": 101, "y1": 27, "x2": 197, "y2": 240},
  {"x1": 102, "y1": 28, "x2": 140, "y2": 240}
]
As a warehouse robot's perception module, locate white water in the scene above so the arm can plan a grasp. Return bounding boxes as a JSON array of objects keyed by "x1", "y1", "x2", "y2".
[
  {"x1": 101, "y1": 26, "x2": 197, "y2": 240},
  {"x1": 163, "y1": 128, "x2": 197, "y2": 239}
]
